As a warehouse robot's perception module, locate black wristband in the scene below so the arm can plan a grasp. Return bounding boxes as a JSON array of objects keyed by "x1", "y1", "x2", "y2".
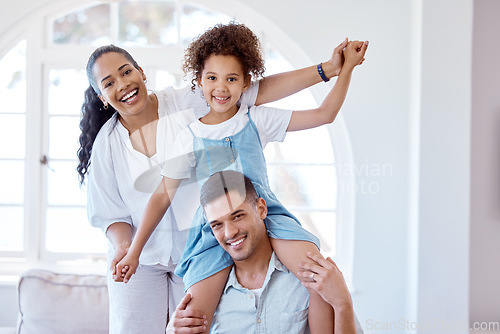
[{"x1": 317, "y1": 63, "x2": 330, "y2": 82}]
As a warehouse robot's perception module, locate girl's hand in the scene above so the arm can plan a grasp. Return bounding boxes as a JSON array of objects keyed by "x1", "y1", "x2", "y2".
[
  {"x1": 166, "y1": 294, "x2": 207, "y2": 334},
  {"x1": 324, "y1": 38, "x2": 349, "y2": 78},
  {"x1": 343, "y1": 40, "x2": 369, "y2": 69},
  {"x1": 115, "y1": 252, "x2": 139, "y2": 283},
  {"x1": 298, "y1": 252, "x2": 353, "y2": 310}
]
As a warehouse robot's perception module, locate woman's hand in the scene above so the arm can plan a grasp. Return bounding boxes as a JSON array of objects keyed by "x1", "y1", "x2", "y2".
[
  {"x1": 110, "y1": 244, "x2": 130, "y2": 282},
  {"x1": 166, "y1": 294, "x2": 207, "y2": 334},
  {"x1": 298, "y1": 252, "x2": 353, "y2": 310},
  {"x1": 106, "y1": 222, "x2": 133, "y2": 282}
]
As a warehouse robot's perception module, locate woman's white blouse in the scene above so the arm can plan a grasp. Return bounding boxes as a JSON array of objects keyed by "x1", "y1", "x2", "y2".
[{"x1": 86, "y1": 83, "x2": 259, "y2": 265}]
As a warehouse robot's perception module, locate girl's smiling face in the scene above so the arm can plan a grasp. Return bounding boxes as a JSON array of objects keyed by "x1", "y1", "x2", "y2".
[
  {"x1": 92, "y1": 52, "x2": 149, "y2": 118},
  {"x1": 198, "y1": 54, "x2": 250, "y2": 121}
]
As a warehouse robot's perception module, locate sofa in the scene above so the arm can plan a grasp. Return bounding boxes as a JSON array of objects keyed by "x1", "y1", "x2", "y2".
[
  {"x1": 2, "y1": 269, "x2": 109, "y2": 334},
  {"x1": 3, "y1": 269, "x2": 367, "y2": 334}
]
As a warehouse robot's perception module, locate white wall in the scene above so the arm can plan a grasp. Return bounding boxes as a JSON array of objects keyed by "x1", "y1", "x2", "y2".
[
  {"x1": 470, "y1": 0, "x2": 500, "y2": 325},
  {"x1": 412, "y1": 0, "x2": 472, "y2": 332},
  {"x1": 1, "y1": 0, "x2": 494, "y2": 332},
  {"x1": 235, "y1": 0, "x2": 474, "y2": 331},
  {"x1": 242, "y1": 0, "x2": 412, "y2": 328}
]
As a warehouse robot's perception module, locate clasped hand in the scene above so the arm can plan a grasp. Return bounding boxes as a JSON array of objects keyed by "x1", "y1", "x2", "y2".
[{"x1": 110, "y1": 245, "x2": 139, "y2": 283}]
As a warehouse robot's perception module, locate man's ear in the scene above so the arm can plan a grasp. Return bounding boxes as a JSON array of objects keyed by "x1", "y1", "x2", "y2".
[{"x1": 256, "y1": 197, "x2": 267, "y2": 220}]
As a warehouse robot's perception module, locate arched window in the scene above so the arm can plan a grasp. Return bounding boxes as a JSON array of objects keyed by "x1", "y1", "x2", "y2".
[{"x1": 0, "y1": 0, "x2": 354, "y2": 280}]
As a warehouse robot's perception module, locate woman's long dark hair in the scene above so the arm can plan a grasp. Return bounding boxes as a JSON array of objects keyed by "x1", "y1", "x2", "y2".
[{"x1": 77, "y1": 45, "x2": 141, "y2": 184}]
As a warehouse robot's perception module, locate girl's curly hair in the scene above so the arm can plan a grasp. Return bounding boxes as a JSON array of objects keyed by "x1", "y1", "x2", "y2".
[{"x1": 183, "y1": 22, "x2": 266, "y2": 90}]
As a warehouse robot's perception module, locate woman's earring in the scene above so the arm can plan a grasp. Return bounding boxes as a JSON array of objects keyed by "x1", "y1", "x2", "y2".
[
  {"x1": 145, "y1": 79, "x2": 153, "y2": 93},
  {"x1": 99, "y1": 95, "x2": 109, "y2": 110}
]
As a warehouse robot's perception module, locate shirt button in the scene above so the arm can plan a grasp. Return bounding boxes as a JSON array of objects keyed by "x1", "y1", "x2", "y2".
[
  {"x1": 225, "y1": 137, "x2": 230, "y2": 142},
  {"x1": 257, "y1": 318, "x2": 261, "y2": 324},
  {"x1": 248, "y1": 294, "x2": 253, "y2": 299}
]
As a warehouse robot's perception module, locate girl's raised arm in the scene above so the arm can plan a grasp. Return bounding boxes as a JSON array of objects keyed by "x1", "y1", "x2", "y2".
[
  {"x1": 286, "y1": 40, "x2": 368, "y2": 132},
  {"x1": 254, "y1": 39, "x2": 349, "y2": 105}
]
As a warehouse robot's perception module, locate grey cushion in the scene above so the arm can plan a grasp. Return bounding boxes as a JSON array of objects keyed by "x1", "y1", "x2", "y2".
[{"x1": 17, "y1": 269, "x2": 108, "y2": 334}]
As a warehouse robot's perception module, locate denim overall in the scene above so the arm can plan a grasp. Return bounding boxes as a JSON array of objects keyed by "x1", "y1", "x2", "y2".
[{"x1": 174, "y1": 111, "x2": 320, "y2": 290}]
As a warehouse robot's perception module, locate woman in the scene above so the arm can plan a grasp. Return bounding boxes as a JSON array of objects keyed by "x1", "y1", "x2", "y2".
[{"x1": 77, "y1": 41, "x2": 347, "y2": 333}]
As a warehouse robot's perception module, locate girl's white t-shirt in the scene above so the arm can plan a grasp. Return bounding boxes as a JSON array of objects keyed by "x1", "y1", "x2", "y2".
[
  {"x1": 86, "y1": 84, "x2": 259, "y2": 266},
  {"x1": 161, "y1": 103, "x2": 292, "y2": 180}
]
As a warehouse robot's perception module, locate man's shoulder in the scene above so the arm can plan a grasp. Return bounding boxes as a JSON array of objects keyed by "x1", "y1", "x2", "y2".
[{"x1": 267, "y1": 260, "x2": 308, "y2": 296}]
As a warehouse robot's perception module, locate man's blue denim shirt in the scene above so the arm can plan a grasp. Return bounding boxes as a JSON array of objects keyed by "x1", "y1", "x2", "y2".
[{"x1": 211, "y1": 252, "x2": 310, "y2": 333}]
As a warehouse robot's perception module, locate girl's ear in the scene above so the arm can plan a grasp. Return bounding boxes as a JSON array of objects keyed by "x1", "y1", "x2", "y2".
[{"x1": 242, "y1": 75, "x2": 251, "y2": 92}]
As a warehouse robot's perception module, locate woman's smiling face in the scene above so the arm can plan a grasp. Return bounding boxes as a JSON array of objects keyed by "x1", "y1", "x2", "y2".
[{"x1": 92, "y1": 52, "x2": 149, "y2": 117}]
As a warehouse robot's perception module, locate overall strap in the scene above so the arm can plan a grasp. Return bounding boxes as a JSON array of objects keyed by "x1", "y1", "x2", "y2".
[
  {"x1": 204, "y1": 139, "x2": 214, "y2": 176},
  {"x1": 246, "y1": 107, "x2": 264, "y2": 150},
  {"x1": 187, "y1": 123, "x2": 195, "y2": 136}
]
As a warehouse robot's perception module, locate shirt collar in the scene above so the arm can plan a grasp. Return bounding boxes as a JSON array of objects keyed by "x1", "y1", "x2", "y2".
[{"x1": 224, "y1": 252, "x2": 289, "y2": 294}]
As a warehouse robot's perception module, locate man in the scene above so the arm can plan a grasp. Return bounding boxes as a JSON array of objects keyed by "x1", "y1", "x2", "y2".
[{"x1": 169, "y1": 170, "x2": 360, "y2": 333}]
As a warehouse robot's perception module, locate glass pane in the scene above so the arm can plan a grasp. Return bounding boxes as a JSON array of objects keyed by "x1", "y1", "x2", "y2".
[
  {"x1": 48, "y1": 116, "x2": 81, "y2": 159},
  {"x1": 263, "y1": 46, "x2": 318, "y2": 111},
  {"x1": 0, "y1": 206, "x2": 24, "y2": 251},
  {"x1": 0, "y1": 114, "x2": 25, "y2": 158},
  {"x1": 52, "y1": 4, "x2": 111, "y2": 45},
  {"x1": 155, "y1": 70, "x2": 184, "y2": 90},
  {"x1": 267, "y1": 165, "x2": 337, "y2": 210},
  {"x1": 46, "y1": 207, "x2": 106, "y2": 253},
  {"x1": 294, "y1": 211, "x2": 336, "y2": 256},
  {"x1": 47, "y1": 161, "x2": 86, "y2": 206},
  {"x1": 119, "y1": 1, "x2": 177, "y2": 46},
  {"x1": 0, "y1": 40, "x2": 26, "y2": 114},
  {"x1": 180, "y1": 4, "x2": 232, "y2": 46},
  {"x1": 0, "y1": 161, "x2": 24, "y2": 204},
  {"x1": 264, "y1": 127, "x2": 335, "y2": 164},
  {"x1": 264, "y1": 46, "x2": 293, "y2": 75},
  {"x1": 49, "y1": 69, "x2": 88, "y2": 115}
]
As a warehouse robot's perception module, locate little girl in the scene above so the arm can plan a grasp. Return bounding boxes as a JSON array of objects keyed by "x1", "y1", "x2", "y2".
[{"x1": 118, "y1": 22, "x2": 368, "y2": 333}]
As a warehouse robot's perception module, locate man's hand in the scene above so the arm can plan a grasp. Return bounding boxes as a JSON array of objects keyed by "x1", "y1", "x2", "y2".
[
  {"x1": 166, "y1": 294, "x2": 207, "y2": 334},
  {"x1": 298, "y1": 252, "x2": 353, "y2": 310}
]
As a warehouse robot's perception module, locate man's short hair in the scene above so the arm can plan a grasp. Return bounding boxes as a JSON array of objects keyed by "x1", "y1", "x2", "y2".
[{"x1": 200, "y1": 170, "x2": 258, "y2": 208}]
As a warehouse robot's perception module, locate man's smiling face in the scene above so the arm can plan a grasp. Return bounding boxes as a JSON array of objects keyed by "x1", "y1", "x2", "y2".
[{"x1": 205, "y1": 190, "x2": 267, "y2": 262}]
